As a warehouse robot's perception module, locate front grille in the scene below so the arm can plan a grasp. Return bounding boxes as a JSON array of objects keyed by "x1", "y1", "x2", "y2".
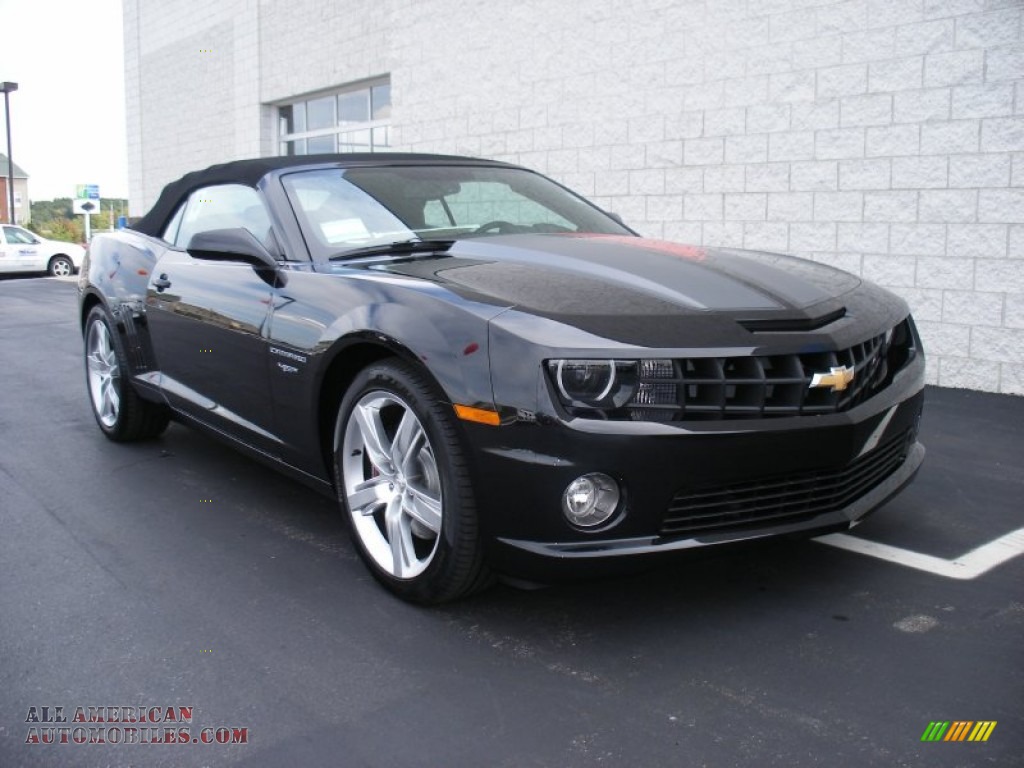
[
  {"x1": 660, "y1": 430, "x2": 911, "y2": 536},
  {"x1": 627, "y1": 318, "x2": 916, "y2": 422}
]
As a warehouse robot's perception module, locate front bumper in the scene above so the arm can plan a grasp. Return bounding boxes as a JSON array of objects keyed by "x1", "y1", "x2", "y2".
[
  {"x1": 466, "y1": 369, "x2": 926, "y2": 581},
  {"x1": 495, "y1": 441, "x2": 922, "y2": 576}
]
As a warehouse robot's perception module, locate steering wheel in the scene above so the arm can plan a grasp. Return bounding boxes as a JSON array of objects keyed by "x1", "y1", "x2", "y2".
[{"x1": 473, "y1": 220, "x2": 519, "y2": 235}]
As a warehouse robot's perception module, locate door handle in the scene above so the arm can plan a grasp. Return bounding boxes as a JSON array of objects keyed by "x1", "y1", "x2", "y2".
[{"x1": 153, "y1": 274, "x2": 172, "y2": 291}]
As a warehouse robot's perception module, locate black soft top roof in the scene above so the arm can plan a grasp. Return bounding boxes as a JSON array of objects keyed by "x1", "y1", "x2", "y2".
[{"x1": 130, "y1": 152, "x2": 515, "y2": 237}]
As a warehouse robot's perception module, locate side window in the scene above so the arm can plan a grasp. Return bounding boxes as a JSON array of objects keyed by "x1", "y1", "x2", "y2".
[
  {"x1": 4, "y1": 226, "x2": 39, "y2": 245},
  {"x1": 161, "y1": 204, "x2": 185, "y2": 244},
  {"x1": 174, "y1": 184, "x2": 274, "y2": 252}
]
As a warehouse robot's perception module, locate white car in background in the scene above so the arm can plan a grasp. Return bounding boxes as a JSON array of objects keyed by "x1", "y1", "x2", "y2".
[{"x1": 0, "y1": 225, "x2": 85, "y2": 277}]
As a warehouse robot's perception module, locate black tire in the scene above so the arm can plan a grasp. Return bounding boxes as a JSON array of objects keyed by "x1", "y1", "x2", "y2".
[
  {"x1": 49, "y1": 256, "x2": 74, "y2": 277},
  {"x1": 334, "y1": 359, "x2": 492, "y2": 604},
  {"x1": 84, "y1": 305, "x2": 170, "y2": 442}
]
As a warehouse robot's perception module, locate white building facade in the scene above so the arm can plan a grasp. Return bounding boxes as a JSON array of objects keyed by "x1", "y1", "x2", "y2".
[{"x1": 124, "y1": 0, "x2": 1024, "y2": 394}]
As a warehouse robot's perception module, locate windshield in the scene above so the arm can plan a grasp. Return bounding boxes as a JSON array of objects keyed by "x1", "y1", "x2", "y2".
[{"x1": 281, "y1": 164, "x2": 632, "y2": 260}]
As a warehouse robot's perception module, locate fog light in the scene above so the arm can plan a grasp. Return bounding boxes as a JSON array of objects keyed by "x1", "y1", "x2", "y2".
[{"x1": 562, "y1": 473, "x2": 620, "y2": 528}]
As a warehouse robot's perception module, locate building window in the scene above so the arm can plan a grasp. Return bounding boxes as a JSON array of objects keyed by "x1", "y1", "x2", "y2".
[{"x1": 278, "y1": 79, "x2": 391, "y2": 156}]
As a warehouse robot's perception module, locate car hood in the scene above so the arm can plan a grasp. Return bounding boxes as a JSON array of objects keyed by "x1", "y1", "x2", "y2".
[
  {"x1": 363, "y1": 234, "x2": 903, "y2": 348},
  {"x1": 440, "y1": 235, "x2": 858, "y2": 310}
]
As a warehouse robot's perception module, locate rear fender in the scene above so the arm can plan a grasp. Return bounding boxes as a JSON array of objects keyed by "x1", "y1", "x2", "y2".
[{"x1": 79, "y1": 232, "x2": 166, "y2": 377}]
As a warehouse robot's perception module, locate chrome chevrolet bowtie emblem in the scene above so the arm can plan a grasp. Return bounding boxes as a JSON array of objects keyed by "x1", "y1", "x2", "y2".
[{"x1": 809, "y1": 365, "x2": 855, "y2": 392}]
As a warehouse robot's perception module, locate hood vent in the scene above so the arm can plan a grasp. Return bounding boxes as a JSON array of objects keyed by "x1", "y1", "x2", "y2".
[{"x1": 738, "y1": 307, "x2": 846, "y2": 333}]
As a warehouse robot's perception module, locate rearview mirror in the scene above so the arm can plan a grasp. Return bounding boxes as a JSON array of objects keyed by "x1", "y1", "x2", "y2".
[{"x1": 186, "y1": 228, "x2": 279, "y2": 271}]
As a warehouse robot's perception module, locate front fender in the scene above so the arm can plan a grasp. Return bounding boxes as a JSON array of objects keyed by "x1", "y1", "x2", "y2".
[
  {"x1": 265, "y1": 270, "x2": 508, "y2": 479},
  {"x1": 271, "y1": 271, "x2": 503, "y2": 408},
  {"x1": 318, "y1": 300, "x2": 495, "y2": 409}
]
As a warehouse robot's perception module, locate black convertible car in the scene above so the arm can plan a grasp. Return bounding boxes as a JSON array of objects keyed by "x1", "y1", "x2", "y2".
[{"x1": 79, "y1": 153, "x2": 925, "y2": 603}]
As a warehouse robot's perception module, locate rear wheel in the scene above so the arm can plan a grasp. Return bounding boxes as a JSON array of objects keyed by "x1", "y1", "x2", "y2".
[
  {"x1": 84, "y1": 305, "x2": 170, "y2": 441},
  {"x1": 49, "y1": 256, "x2": 74, "y2": 277},
  {"x1": 334, "y1": 359, "x2": 491, "y2": 603}
]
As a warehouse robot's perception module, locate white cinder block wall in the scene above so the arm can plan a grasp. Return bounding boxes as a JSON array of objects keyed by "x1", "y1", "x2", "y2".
[{"x1": 124, "y1": 0, "x2": 1024, "y2": 394}]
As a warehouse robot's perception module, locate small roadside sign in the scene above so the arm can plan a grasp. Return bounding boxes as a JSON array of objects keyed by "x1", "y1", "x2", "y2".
[
  {"x1": 75, "y1": 184, "x2": 100, "y2": 200},
  {"x1": 73, "y1": 199, "x2": 99, "y2": 214}
]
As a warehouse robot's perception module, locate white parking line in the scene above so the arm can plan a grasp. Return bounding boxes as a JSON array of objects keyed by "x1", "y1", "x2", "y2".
[{"x1": 814, "y1": 527, "x2": 1024, "y2": 580}]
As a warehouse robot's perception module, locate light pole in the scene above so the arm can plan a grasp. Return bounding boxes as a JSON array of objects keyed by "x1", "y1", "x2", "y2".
[{"x1": 1, "y1": 81, "x2": 18, "y2": 225}]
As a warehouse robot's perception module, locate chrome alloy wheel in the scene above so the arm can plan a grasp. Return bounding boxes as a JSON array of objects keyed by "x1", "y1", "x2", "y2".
[
  {"x1": 341, "y1": 392, "x2": 443, "y2": 579},
  {"x1": 86, "y1": 319, "x2": 120, "y2": 428},
  {"x1": 51, "y1": 257, "x2": 73, "y2": 277}
]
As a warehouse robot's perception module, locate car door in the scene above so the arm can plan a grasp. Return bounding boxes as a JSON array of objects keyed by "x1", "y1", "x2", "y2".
[
  {"x1": 145, "y1": 184, "x2": 282, "y2": 453},
  {"x1": 1, "y1": 226, "x2": 42, "y2": 272}
]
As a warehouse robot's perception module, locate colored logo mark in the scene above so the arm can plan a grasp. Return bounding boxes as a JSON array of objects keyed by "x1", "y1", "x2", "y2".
[
  {"x1": 921, "y1": 721, "x2": 996, "y2": 742},
  {"x1": 809, "y1": 364, "x2": 855, "y2": 392}
]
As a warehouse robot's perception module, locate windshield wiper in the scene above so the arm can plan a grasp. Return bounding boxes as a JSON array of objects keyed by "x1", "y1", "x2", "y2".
[{"x1": 328, "y1": 238, "x2": 455, "y2": 261}]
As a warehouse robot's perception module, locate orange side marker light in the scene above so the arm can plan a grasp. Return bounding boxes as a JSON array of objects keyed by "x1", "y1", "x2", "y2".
[{"x1": 453, "y1": 404, "x2": 501, "y2": 426}]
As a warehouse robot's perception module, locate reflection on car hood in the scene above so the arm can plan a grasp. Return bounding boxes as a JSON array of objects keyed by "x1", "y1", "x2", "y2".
[{"x1": 377, "y1": 234, "x2": 861, "y2": 316}]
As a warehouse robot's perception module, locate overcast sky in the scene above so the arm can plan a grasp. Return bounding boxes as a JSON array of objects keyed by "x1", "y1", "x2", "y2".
[{"x1": 0, "y1": 0, "x2": 128, "y2": 201}]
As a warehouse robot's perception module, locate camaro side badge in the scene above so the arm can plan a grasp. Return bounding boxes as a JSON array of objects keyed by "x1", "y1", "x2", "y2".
[{"x1": 809, "y1": 365, "x2": 855, "y2": 392}]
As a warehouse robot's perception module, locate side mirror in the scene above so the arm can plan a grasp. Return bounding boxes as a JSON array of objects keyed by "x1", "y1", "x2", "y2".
[
  {"x1": 605, "y1": 211, "x2": 627, "y2": 227},
  {"x1": 186, "y1": 228, "x2": 279, "y2": 271}
]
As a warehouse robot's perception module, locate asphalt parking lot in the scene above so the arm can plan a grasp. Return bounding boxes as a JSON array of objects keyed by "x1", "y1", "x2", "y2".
[{"x1": 1, "y1": 275, "x2": 1021, "y2": 767}]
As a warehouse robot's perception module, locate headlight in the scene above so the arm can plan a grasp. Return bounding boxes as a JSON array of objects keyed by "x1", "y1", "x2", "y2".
[{"x1": 547, "y1": 359, "x2": 638, "y2": 409}]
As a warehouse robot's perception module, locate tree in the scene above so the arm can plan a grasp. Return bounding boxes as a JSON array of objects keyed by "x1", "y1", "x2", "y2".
[
  {"x1": 43, "y1": 216, "x2": 84, "y2": 243},
  {"x1": 29, "y1": 197, "x2": 129, "y2": 242}
]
